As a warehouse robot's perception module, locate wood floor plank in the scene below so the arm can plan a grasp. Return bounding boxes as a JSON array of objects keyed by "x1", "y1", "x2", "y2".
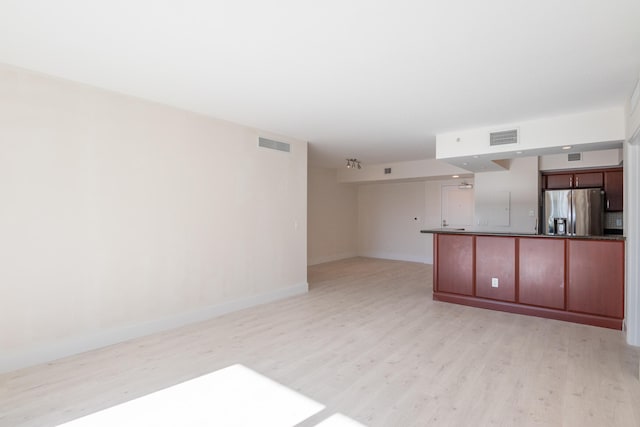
[{"x1": 0, "y1": 257, "x2": 638, "y2": 426}]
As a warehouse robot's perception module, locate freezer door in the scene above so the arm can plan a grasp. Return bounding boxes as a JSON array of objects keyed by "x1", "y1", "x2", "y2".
[
  {"x1": 544, "y1": 190, "x2": 571, "y2": 235},
  {"x1": 572, "y1": 188, "x2": 604, "y2": 236}
]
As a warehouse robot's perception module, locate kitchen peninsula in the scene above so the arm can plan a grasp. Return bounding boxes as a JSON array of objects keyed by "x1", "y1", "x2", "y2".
[{"x1": 422, "y1": 229, "x2": 625, "y2": 329}]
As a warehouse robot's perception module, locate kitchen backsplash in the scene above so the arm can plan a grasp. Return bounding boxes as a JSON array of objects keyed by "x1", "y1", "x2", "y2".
[{"x1": 605, "y1": 211, "x2": 623, "y2": 230}]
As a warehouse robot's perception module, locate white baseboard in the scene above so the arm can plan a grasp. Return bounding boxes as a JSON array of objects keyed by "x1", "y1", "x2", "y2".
[
  {"x1": 0, "y1": 282, "x2": 308, "y2": 374},
  {"x1": 358, "y1": 251, "x2": 431, "y2": 264},
  {"x1": 307, "y1": 251, "x2": 358, "y2": 266}
]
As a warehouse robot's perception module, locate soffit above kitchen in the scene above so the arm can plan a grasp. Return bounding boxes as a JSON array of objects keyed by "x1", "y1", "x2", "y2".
[
  {"x1": 0, "y1": 1, "x2": 638, "y2": 168},
  {"x1": 436, "y1": 107, "x2": 626, "y2": 172}
]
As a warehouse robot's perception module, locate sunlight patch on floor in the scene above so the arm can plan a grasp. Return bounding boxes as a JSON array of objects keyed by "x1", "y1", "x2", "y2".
[
  {"x1": 315, "y1": 413, "x2": 366, "y2": 426},
  {"x1": 58, "y1": 364, "x2": 326, "y2": 426}
]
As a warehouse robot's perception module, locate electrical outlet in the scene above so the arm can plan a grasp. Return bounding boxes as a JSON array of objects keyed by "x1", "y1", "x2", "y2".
[{"x1": 491, "y1": 278, "x2": 499, "y2": 288}]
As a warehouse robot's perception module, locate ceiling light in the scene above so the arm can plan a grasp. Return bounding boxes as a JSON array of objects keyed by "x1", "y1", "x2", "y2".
[
  {"x1": 345, "y1": 158, "x2": 362, "y2": 169},
  {"x1": 473, "y1": 155, "x2": 479, "y2": 159},
  {"x1": 516, "y1": 151, "x2": 523, "y2": 154},
  {"x1": 562, "y1": 146, "x2": 572, "y2": 150},
  {"x1": 452, "y1": 175, "x2": 459, "y2": 178}
]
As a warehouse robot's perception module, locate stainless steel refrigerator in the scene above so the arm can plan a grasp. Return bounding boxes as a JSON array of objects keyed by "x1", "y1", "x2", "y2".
[{"x1": 543, "y1": 188, "x2": 604, "y2": 236}]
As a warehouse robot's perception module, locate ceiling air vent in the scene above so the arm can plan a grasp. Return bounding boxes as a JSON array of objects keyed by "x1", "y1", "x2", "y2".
[
  {"x1": 258, "y1": 137, "x2": 290, "y2": 153},
  {"x1": 568, "y1": 152, "x2": 582, "y2": 162},
  {"x1": 489, "y1": 129, "x2": 518, "y2": 147}
]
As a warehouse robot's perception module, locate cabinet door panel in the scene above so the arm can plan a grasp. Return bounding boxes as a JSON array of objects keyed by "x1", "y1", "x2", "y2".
[
  {"x1": 545, "y1": 174, "x2": 572, "y2": 189},
  {"x1": 519, "y1": 238, "x2": 565, "y2": 309},
  {"x1": 436, "y1": 234, "x2": 474, "y2": 295},
  {"x1": 568, "y1": 240, "x2": 624, "y2": 318},
  {"x1": 574, "y1": 172, "x2": 603, "y2": 188},
  {"x1": 604, "y1": 170, "x2": 623, "y2": 211},
  {"x1": 475, "y1": 236, "x2": 515, "y2": 302}
]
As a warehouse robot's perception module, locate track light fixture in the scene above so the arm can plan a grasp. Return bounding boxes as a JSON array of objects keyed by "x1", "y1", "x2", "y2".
[{"x1": 345, "y1": 158, "x2": 362, "y2": 169}]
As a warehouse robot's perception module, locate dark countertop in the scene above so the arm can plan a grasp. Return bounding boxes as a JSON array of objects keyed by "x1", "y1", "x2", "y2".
[{"x1": 420, "y1": 228, "x2": 625, "y2": 241}]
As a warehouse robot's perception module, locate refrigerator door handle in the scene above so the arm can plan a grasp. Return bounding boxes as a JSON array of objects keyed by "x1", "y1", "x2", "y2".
[{"x1": 570, "y1": 191, "x2": 575, "y2": 235}]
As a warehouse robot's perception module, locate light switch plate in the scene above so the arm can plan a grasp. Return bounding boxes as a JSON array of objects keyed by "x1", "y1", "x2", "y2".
[{"x1": 491, "y1": 278, "x2": 499, "y2": 288}]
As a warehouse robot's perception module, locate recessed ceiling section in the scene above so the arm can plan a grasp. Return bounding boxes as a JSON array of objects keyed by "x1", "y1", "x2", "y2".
[
  {"x1": 443, "y1": 140, "x2": 623, "y2": 173},
  {"x1": 444, "y1": 157, "x2": 511, "y2": 173}
]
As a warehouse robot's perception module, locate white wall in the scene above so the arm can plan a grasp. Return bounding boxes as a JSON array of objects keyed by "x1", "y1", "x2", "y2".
[
  {"x1": 354, "y1": 178, "x2": 470, "y2": 264},
  {"x1": 625, "y1": 81, "x2": 640, "y2": 347},
  {"x1": 624, "y1": 140, "x2": 639, "y2": 347},
  {"x1": 422, "y1": 179, "x2": 475, "y2": 263},
  {"x1": 539, "y1": 148, "x2": 623, "y2": 171},
  {"x1": 0, "y1": 64, "x2": 308, "y2": 372},
  {"x1": 307, "y1": 171, "x2": 471, "y2": 265},
  {"x1": 473, "y1": 157, "x2": 539, "y2": 234},
  {"x1": 628, "y1": 75, "x2": 640, "y2": 144},
  {"x1": 307, "y1": 167, "x2": 358, "y2": 265},
  {"x1": 357, "y1": 181, "x2": 428, "y2": 263}
]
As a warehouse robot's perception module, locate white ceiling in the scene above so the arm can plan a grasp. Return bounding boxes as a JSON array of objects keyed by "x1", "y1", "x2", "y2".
[{"x1": 1, "y1": 1, "x2": 639, "y2": 168}]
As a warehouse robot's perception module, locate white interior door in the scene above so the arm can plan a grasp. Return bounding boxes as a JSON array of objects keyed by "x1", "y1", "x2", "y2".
[{"x1": 441, "y1": 185, "x2": 474, "y2": 229}]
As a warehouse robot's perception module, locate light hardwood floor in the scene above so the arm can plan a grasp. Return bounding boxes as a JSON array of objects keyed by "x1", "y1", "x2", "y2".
[{"x1": 1, "y1": 257, "x2": 639, "y2": 426}]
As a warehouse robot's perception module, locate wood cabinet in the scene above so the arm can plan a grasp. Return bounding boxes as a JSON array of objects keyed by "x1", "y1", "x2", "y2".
[
  {"x1": 604, "y1": 169, "x2": 623, "y2": 211},
  {"x1": 544, "y1": 173, "x2": 572, "y2": 189},
  {"x1": 518, "y1": 238, "x2": 565, "y2": 309},
  {"x1": 568, "y1": 239, "x2": 624, "y2": 318},
  {"x1": 435, "y1": 234, "x2": 474, "y2": 296},
  {"x1": 542, "y1": 167, "x2": 624, "y2": 214},
  {"x1": 475, "y1": 236, "x2": 515, "y2": 302},
  {"x1": 430, "y1": 232, "x2": 625, "y2": 329},
  {"x1": 544, "y1": 171, "x2": 603, "y2": 189},
  {"x1": 574, "y1": 171, "x2": 604, "y2": 188}
]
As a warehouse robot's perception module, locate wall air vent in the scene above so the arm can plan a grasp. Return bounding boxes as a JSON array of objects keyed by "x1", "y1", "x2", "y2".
[
  {"x1": 489, "y1": 129, "x2": 518, "y2": 146},
  {"x1": 258, "y1": 137, "x2": 290, "y2": 153},
  {"x1": 567, "y1": 153, "x2": 582, "y2": 162}
]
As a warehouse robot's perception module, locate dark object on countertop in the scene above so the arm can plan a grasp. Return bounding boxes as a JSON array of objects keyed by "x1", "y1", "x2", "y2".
[{"x1": 604, "y1": 228, "x2": 624, "y2": 235}]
